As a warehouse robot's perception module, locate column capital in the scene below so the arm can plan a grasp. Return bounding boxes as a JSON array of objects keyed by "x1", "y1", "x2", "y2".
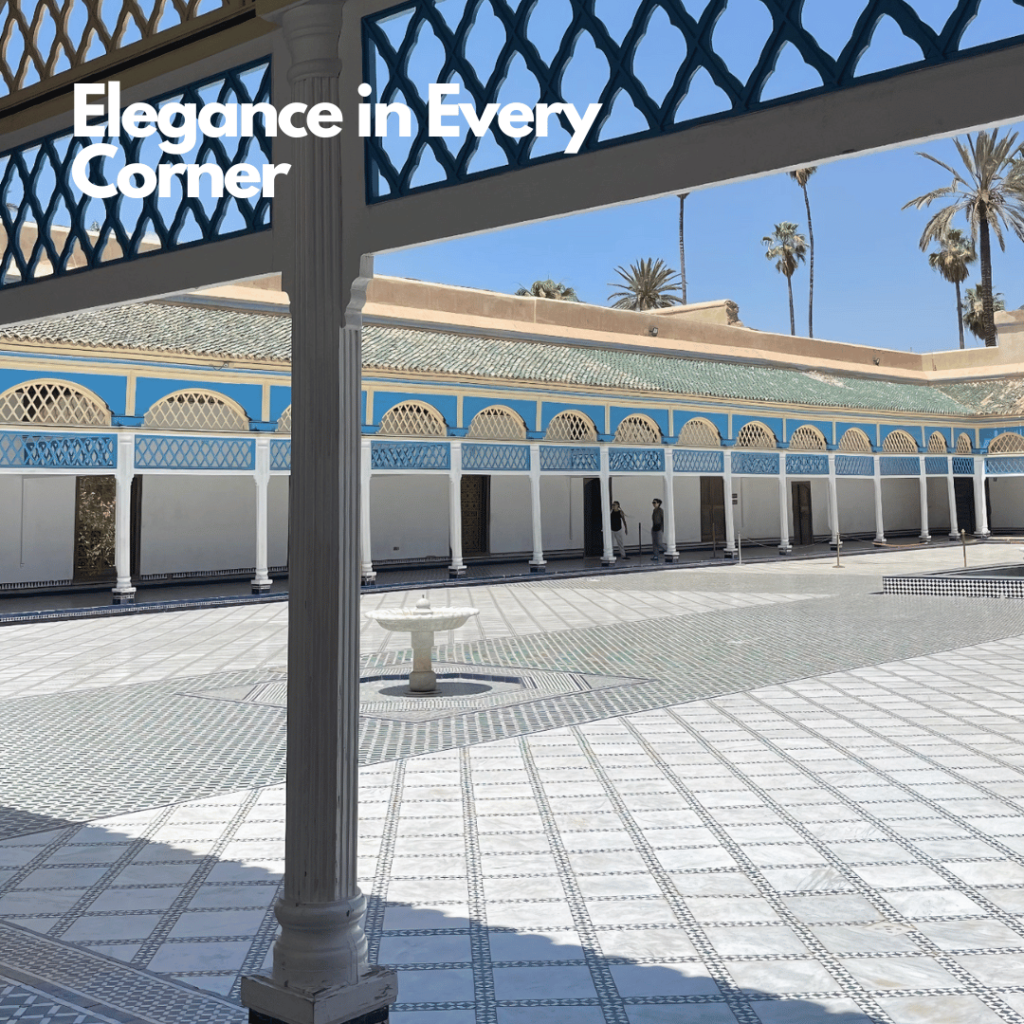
[{"x1": 275, "y1": 1, "x2": 345, "y2": 82}]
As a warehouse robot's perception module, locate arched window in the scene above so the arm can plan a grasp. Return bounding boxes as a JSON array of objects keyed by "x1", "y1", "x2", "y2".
[
  {"x1": 276, "y1": 406, "x2": 292, "y2": 433},
  {"x1": 614, "y1": 414, "x2": 660, "y2": 445},
  {"x1": 838, "y1": 428, "x2": 872, "y2": 453},
  {"x1": 735, "y1": 421, "x2": 777, "y2": 449},
  {"x1": 927, "y1": 432, "x2": 947, "y2": 453},
  {"x1": 788, "y1": 425, "x2": 827, "y2": 451},
  {"x1": 378, "y1": 400, "x2": 447, "y2": 437},
  {"x1": 988, "y1": 432, "x2": 1024, "y2": 454},
  {"x1": 677, "y1": 417, "x2": 720, "y2": 447},
  {"x1": 0, "y1": 380, "x2": 111, "y2": 427},
  {"x1": 883, "y1": 430, "x2": 919, "y2": 454},
  {"x1": 545, "y1": 410, "x2": 598, "y2": 442},
  {"x1": 466, "y1": 405, "x2": 527, "y2": 440},
  {"x1": 144, "y1": 390, "x2": 249, "y2": 431},
  {"x1": 956, "y1": 433, "x2": 974, "y2": 454}
]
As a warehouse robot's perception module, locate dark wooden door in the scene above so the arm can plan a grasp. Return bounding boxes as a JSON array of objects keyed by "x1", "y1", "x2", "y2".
[
  {"x1": 954, "y1": 478, "x2": 976, "y2": 535},
  {"x1": 583, "y1": 478, "x2": 603, "y2": 556},
  {"x1": 791, "y1": 481, "x2": 813, "y2": 545},
  {"x1": 130, "y1": 475, "x2": 143, "y2": 577},
  {"x1": 700, "y1": 476, "x2": 726, "y2": 545},
  {"x1": 73, "y1": 476, "x2": 117, "y2": 582},
  {"x1": 461, "y1": 474, "x2": 490, "y2": 555}
]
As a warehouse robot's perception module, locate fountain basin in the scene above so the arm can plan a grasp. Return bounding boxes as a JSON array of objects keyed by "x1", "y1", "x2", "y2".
[{"x1": 883, "y1": 561, "x2": 1024, "y2": 599}]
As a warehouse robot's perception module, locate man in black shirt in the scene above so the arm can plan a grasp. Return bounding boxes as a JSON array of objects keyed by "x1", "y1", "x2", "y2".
[
  {"x1": 651, "y1": 498, "x2": 665, "y2": 562},
  {"x1": 610, "y1": 501, "x2": 629, "y2": 559}
]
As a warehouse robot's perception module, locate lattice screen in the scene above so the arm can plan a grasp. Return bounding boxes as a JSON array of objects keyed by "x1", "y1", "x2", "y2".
[
  {"x1": 144, "y1": 390, "x2": 248, "y2": 431},
  {"x1": 466, "y1": 406, "x2": 526, "y2": 440},
  {"x1": 735, "y1": 422, "x2": 776, "y2": 449},
  {"x1": 614, "y1": 414, "x2": 660, "y2": 445},
  {"x1": 788, "y1": 425, "x2": 827, "y2": 451},
  {"x1": 544, "y1": 411, "x2": 597, "y2": 443},
  {"x1": 379, "y1": 401, "x2": 447, "y2": 437},
  {"x1": 677, "y1": 418, "x2": 720, "y2": 448},
  {"x1": 0, "y1": 381, "x2": 110, "y2": 426},
  {"x1": 927, "y1": 432, "x2": 948, "y2": 453},
  {"x1": 276, "y1": 406, "x2": 292, "y2": 433},
  {"x1": 838, "y1": 428, "x2": 872, "y2": 453},
  {"x1": 989, "y1": 432, "x2": 1024, "y2": 454},
  {"x1": 956, "y1": 433, "x2": 974, "y2": 454},
  {"x1": 883, "y1": 430, "x2": 919, "y2": 454}
]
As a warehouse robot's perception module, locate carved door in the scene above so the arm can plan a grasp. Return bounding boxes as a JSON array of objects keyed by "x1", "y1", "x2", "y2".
[
  {"x1": 461, "y1": 474, "x2": 489, "y2": 555},
  {"x1": 791, "y1": 481, "x2": 813, "y2": 545},
  {"x1": 73, "y1": 476, "x2": 117, "y2": 582},
  {"x1": 700, "y1": 476, "x2": 726, "y2": 545}
]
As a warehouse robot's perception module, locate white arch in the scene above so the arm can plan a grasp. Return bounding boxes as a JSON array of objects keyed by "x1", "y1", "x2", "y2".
[
  {"x1": 144, "y1": 389, "x2": 250, "y2": 431},
  {"x1": 734, "y1": 421, "x2": 777, "y2": 449},
  {"x1": 614, "y1": 413, "x2": 660, "y2": 444},
  {"x1": 988, "y1": 432, "x2": 1024, "y2": 454},
  {"x1": 838, "y1": 428, "x2": 872, "y2": 453},
  {"x1": 882, "y1": 429, "x2": 919, "y2": 454},
  {"x1": 788, "y1": 424, "x2": 827, "y2": 451},
  {"x1": 276, "y1": 405, "x2": 292, "y2": 433},
  {"x1": 956, "y1": 433, "x2": 974, "y2": 454},
  {"x1": 545, "y1": 410, "x2": 598, "y2": 442},
  {"x1": 677, "y1": 417, "x2": 721, "y2": 447},
  {"x1": 378, "y1": 400, "x2": 447, "y2": 437},
  {"x1": 466, "y1": 405, "x2": 527, "y2": 440},
  {"x1": 927, "y1": 431, "x2": 947, "y2": 453},
  {"x1": 0, "y1": 378, "x2": 111, "y2": 427}
]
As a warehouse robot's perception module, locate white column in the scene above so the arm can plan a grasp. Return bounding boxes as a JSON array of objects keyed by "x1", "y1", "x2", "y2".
[
  {"x1": 975, "y1": 456, "x2": 990, "y2": 536},
  {"x1": 449, "y1": 439, "x2": 466, "y2": 577},
  {"x1": 778, "y1": 457, "x2": 791, "y2": 553},
  {"x1": 599, "y1": 446, "x2": 615, "y2": 565},
  {"x1": 241, "y1": 4, "x2": 397, "y2": 1022},
  {"x1": 918, "y1": 464, "x2": 931, "y2": 541},
  {"x1": 529, "y1": 443, "x2": 546, "y2": 572},
  {"x1": 252, "y1": 436, "x2": 272, "y2": 591},
  {"x1": 947, "y1": 468, "x2": 960, "y2": 539},
  {"x1": 112, "y1": 433, "x2": 136, "y2": 603},
  {"x1": 723, "y1": 450, "x2": 736, "y2": 557},
  {"x1": 873, "y1": 455, "x2": 886, "y2": 543},
  {"x1": 662, "y1": 446, "x2": 678, "y2": 561},
  {"x1": 827, "y1": 452, "x2": 840, "y2": 548},
  {"x1": 360, "y1": 437, "x2": 375, "y2": 584}
]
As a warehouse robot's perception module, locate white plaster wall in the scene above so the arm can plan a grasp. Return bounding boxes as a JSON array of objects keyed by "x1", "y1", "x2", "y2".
[
  {"x1": 610, "y1": 477, "x2": 665, "y2": 545},
  {"x1": 671, "y1": 477, "x2": 703, "y2": 544},
  {"x1": 785, "y1": 478, "x2": 831, "y2": 539},
  {"x1": 140, "y1": 475, "x2": 257, "y2": 575},
  {"x1": 0, "y1": 475, "x2": 76, "y2": 584},
  {"x1": 927, "y1": 477, "x2": 951, "y2": 533},
  {"x1": 836, "y1": 479, "x2": 876, "y2": 535},
  {"x1": 369, "y1": 474, "x2": 449, "y2": 560},
  {"x1": 735, "y1": 478, "x2": 780, "y2": 541},
  {"x1": 541, "y1": 476, "x2": 584, "y2": 551},
  {"x1": 489, "y1": 476, "x2": 532, "y2": 554},
  {"x1": 989, "y1": 477, "x2": 1024, "y2": 530},
  {"x1": 881, "y1": 479, "x2": 920, "y2": 533},
  {"x1": 269, "y1": 476, "x2": 289, "y2": 566}
]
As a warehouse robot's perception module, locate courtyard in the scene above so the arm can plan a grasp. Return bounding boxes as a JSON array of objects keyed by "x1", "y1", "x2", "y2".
[{"x1": 2, "y1": 544, "x2": 1024, "y2": 1023}]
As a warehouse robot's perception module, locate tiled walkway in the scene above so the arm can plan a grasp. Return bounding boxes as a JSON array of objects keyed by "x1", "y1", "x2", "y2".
[{"x1": 3, "y1": 547, "x2": 1024, "y2": 1023}]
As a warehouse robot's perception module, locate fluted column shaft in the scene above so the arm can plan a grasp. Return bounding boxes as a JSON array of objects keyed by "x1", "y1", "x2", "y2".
[
  {"x1": 529, "y1": 443, "x2": 546, "y2": 571},
  {"x1": 112, "y1": 433, "x2": 136, "y2": 602},
  {"x1": 827, "y1": 453, "x2": 840, "y2": 548},
  {"x1": 252, "y1": 436, "x2": 272, "y2": 591}
]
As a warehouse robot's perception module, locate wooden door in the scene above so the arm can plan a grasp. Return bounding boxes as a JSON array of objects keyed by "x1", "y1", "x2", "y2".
[
  {"x1": 700, "y1": 476, "x2": 726, "y2": 545},
  {"x1": 954, "y1": 478, "x2": 976, "y2": 535},
  {"x1": 460, "y1": 474, "x2": 490, "y2": 555},
  {"x1": 791, "y1": 481, "x2": 813, "y2": 545},
  {"x1": 73, "y1": 476, "x2": 117, "y2": 582},
  {"x1": 583, "y1": 478, "x2": 603, "y2": 555}
]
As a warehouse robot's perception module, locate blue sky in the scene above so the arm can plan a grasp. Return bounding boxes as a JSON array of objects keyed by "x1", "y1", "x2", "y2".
[{"x1": 376, "y1": 0, "x2": 1024, "y2": 352}]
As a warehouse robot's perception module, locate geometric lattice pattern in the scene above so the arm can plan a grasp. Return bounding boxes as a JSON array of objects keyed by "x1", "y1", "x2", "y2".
[
  {"x1": 787, "y1": 424, "x2": 827, "y2": 450},
  {"x1": 731, "y1": 451, "x2": 779, "y2": 474},
  {"x1": 676, "y1": 417, "x2": 720, "y2": 447},
  {"x1": 953, "y1": 455, "x2": 976, "y2": 475},
  {"x1": 371, "y1": 440, "x2": 450, "y2": 470},
  {"x1": 276, "y1": 406, "x2": 292, "y2": 433},
  {"x1": 143, "y1": 390, "x2": 248, "y2": 431},
  {"x1": 836, "y1": 454, "x2": 874, "y2": 476},
  {"x1": 734, "y1": 421, "x2": 776, "y2": 449},
  {"x1": 544, "y1": 410, "x2": 598, "y2": 442},
  {"x1": 465, "y1": 405, "x2": 527, "y2": 440},
  {"x1": 785, "y1": 452, "x2": 828, "y2": 475},
  {"x1": 925, "y1": 455, "x2": 949, "y2": 475},
  {"x1": 270, "y1": 438, "x2": 291, "y2": 471},
  {"x1": 956, "y1": 432, "x2": 974, "y2": 454},
  {"x1": 987, "y1": 431, "x2": 1024, "y2": 453},
  {"x1": 362, "y1": 0, "x2": 1024, "y2": 201},
  {"x1": 880, "y1": 455, "x2": 921, "y2": 476},
  {"x1": 461, "y1": 442, "x2": 530, "y2": 471},
  {"x1": 882, "y1": 429, "x2": 920, "y2": 453},
  {"x1": 986, "y1": 455, "x2": 1024, "y2": 475},
  {"x1": 134, "y1": 434, "x2": 255, "y2": 470},
  {"x1": 1, "y1": 59, "x2": 271, "y2": 289},
  {"x1": 0, "y1": 431, "x2": 116, "y2": 468},
  {"x1": 613, "y1": 413, "x2": 660, "y2": 444},
  {"x1": 378, "y1": 400, "x2": 447, "y2": 437},
  {"x1": 927, "y1": 430, "x2": 948, "y2": 452},
  {"x1": 838, "y1": 427, "x2": 872, "y2": 453},
  {"x1": 673, "y1": 448, "x2": 723, "y2": 474},
  {"x1": 0, "y1": 380, "x2": 110, "y2": 426},
  {"x1": 539, "y1": 445, "x2": 599, "y2": 471},
  {"x1": 608, "y1": 447, "x2": 663, "y2": 472}
]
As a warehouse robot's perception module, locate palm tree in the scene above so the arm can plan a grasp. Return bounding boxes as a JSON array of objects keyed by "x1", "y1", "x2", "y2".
[
  {"x1": 607, "y1": 258, "x2": 682, "y2": 311},
  {"x1": 761, "y1": 222, "x2": 807, "y2": 335},
  {"x1": 515, "y1": 279, "x2": 581, "y2": 301},
  {"x1": 903, "y1": 129, "x2": 1024, "y2": 346},
  {"x1": 963, "y1": 286, "x2": 1006, "y2": 342},
  {"x1": 788, "y1": 167, "x2": 817, "y2": 337},
  {"x1": 926, "y1": 228, "x2": 976, "y2": 349},
  {"x1": 677, "y1": 192, "x2": 688, "y2": 304}
]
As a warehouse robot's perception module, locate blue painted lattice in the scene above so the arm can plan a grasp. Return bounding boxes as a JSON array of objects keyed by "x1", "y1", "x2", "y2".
[
  {"x1": 881, "y1": 455, "x2": 921, "y2": 476},
  {"x1": 135, "y1": 435, "x2": 255, "y2": 471},
  {"x1": 271, "y1": 439, "x2": 291, "y2": 471},
  {"x1": 674, "y1": 449, "x2": 723, "y2": 474},
  {"x1": 785, "y1": 453, "x2": 828, "y2": 475},
  {"x1": 0, "y1": 432, "x2": 116, "y2": 468},
  {"x1": 362, "y1": 0, "x2": 1024, "y2": 202},
  {"x1": 372, "y1": 440, "x2": 451, "y2": 470},
  {"x1": 540, "y1": 446, "x2": 599, "y2": 471},
  {"x1": 609, "y1": 448, "x2": 663, "y2": 472},
  {"x1": 732, "y1": 451, "x2": 779, "y2": 475},
  {"x1": 462, "y1": 442, "x2": 530, "y2": 471},
  {"x1": 925, "y1": 456, "x2": 949, "y2": 475},
  {"x1": 1, "y1": 58, "x2": 272, "y2": 289},
  {"x1": 836, "y1": 455, "x2": 874, "y2": 476},
  {"x1": 953, "y1": 456, "x2": 975, "y2": 475},
  {"x1": 987, "y1": 456, "x2": 1024, "y2": 475}
]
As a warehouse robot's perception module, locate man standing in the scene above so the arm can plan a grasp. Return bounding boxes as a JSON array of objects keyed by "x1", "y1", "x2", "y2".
[
  {"x1": 650, "y1": 498, "x2": 665, "y2": 562},
  {"x1": 610, "y1": 501, "x2": 629, "y2": 559}
]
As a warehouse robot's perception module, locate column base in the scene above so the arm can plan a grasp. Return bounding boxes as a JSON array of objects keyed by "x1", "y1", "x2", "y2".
[
  {"x1": 111, "y1": 587, "x2": 136, "y2": 605},
  {"x1": 829, "y1": 540, "x2": 841, "y2": 550},
  {"x1": 974, "y1": 531, "x2": 990, "y2": 539},
  {"x1": 919, "y1": 534, "x2": 931, "y2": 543},
  {"x1": 529, "y1": 562, "x2": 547, "y2": 573},
  {"x1": 361, "y1": 569, "x2": 377, "y2": 586},
  {"x1": 449, "y1": 566, "x2": 467, "y2": 578},
  {"x1": 948, "y1": 533, "x2": 961, "y2": 540},
  {"x1": 778, "y1": 545, "x2": 792, "y2": 555},
  {"x1": 875, "y1": 536, "x2": 887, "y2": 544},
  {"x1": 601, "y1": 557, "x2": 616, "y2": 567},
  {"x1": 664, "y1": 551, "x2": 679, "y2": 563},
  {"x1": 242, "y1": 968, "x2": 396, "y2": 1024},
  {"x1": 723, "y1": 548, "x2": 735, "y2": 559},
  {"x1": 252, "y1": 578, "x2": 273, "y2": 594}
]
